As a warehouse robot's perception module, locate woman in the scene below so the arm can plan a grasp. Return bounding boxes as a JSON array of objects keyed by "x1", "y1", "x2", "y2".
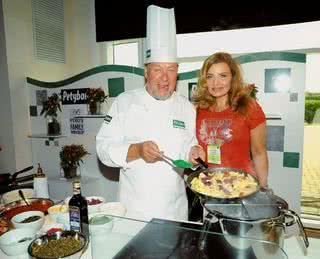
[{"x1": 193, "y1": 52, "x2": 268, "y2": 187}]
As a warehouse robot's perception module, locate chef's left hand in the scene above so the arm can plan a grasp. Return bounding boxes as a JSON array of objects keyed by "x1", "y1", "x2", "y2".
[{"x1": 188, "y1": 145, "x2": 205, "y2": 165}]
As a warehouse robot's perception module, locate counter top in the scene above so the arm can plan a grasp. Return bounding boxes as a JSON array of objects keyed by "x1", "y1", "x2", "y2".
[{"x1": 0, "y1": 215, "x2": 318, "y2": 259}]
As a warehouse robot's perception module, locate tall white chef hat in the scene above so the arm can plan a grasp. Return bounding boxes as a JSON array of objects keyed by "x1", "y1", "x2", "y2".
[{"x1": 144, "y1": 5, "x2": 177, "y2": 64}]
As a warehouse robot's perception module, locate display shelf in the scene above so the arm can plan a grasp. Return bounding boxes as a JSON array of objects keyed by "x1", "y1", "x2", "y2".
[
  {"x1": 73, "y1": 115, "x2": 105, "y2": 118},
  {"x1": 28, "y1": 134, "x2": 67, "y2": 140},
  {"x1": 47, "y1": 175, "x2": 101, "y2": 200},
  {"x1": 48, "y1": 175, "x2": 100, "y2": 184}
]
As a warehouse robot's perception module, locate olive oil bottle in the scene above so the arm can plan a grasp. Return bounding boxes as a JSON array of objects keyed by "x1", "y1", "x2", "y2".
[{"x1": 68, "y1": 179, "x2": 89, "y2": 235}]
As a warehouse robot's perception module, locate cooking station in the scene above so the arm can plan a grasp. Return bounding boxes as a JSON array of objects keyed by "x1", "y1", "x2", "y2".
[
  {"x1": 0, "y1": 165, "x2": 310, "y2": 258},
  {"x1": 0, "y1": 192, "x2": 310, "y2": 259}
]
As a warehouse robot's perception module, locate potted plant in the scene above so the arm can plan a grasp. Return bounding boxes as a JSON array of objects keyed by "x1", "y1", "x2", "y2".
[
  {"x1": 86, "y1": 87, "x2": 108, "y2": 115},
  {"x1": 40, "y1": 93, "x2": 62, "y2": 135},
  {"x1": 60, "y1": 144, "x2": 89, "y2": 179}
]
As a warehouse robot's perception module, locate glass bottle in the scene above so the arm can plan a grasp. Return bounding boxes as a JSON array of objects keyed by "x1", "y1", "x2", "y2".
[{"x1": 68, "y1": 179, "x2": 89, "y2": 235}]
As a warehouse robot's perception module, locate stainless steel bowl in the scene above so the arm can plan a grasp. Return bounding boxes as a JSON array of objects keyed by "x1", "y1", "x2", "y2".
[{"x1": 28, "y1": 230, "x2": 88, "y2": 259}]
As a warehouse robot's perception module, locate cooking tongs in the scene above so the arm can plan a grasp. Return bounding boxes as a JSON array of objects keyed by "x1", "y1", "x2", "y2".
[{"x1": 195, "y1": 157, "x2": 208, "y2": 169}]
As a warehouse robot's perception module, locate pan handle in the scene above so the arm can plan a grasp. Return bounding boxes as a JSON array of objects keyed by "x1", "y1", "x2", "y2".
[
  {"x1": 12, "y1": 166, "x2": 34, "y2": 181},
  {"x1": 195, "y1": 157, "x2": 208, "y2": 169},
  {"x1": 283, "y1": 209, "x2": 309, "y2": 249}
]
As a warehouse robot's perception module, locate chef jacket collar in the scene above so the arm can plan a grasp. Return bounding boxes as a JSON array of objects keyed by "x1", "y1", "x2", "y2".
[{"x1": 142, "y1": 85, "x2": 176, "y2": 110}]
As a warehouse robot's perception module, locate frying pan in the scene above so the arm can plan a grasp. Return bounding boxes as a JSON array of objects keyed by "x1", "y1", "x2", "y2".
[
  {"x1": 0, "y1": 166, "x2": 35, "y2": 195},
  {"x1": 185, "y1": 167, "x2": 260, "y2": 202},
  {"x1": 0, "y1": 166, "x2": 34, "y2": 185}
]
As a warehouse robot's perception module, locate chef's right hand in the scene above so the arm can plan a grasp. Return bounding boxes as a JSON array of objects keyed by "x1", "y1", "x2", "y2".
[{"x1": 138, "y1": 141, "x2": 161, "y2": 163}]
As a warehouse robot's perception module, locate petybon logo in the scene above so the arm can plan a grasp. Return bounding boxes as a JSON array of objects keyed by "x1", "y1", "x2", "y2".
[{"x1": 61, "y1": 88, "x2": 89, "y2": 105}]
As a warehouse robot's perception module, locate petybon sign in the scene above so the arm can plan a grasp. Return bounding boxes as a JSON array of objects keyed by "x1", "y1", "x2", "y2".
[{"x1": 61, "y1": 88, "x2": 88, "y2": 105}]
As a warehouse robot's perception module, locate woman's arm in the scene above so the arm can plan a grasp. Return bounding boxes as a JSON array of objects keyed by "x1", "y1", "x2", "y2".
[{"x1": 250, "y1": 122, "x2": 269, "y2": 187}]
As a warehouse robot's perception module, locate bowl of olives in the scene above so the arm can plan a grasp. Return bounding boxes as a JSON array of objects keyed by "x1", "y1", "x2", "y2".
[{"x1": 11, "y1": 210, "x2": 45, "y2": 234}]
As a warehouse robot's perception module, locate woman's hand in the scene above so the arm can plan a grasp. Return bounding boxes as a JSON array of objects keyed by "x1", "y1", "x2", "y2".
[{"x1": 188, "y1": 145, "x2": 206, "y2": 165}]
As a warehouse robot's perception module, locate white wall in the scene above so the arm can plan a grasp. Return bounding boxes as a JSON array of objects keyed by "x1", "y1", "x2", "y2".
[
  {"x1": 0, "y1": 0, "x2": 15, "y2": 174},
  {"x1": 306, "y1": 53, "x2": 320, "y2": 92},
  {"x1": 177, "y1": 21, "x2": 320, "y2": 57},
  {"x1": 1, "y1": 0, "x2": 101, "y2": 171}
]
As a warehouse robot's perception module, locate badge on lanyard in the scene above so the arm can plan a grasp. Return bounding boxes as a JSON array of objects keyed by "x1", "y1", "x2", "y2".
[{"x1": 207, "y1": 144, "x2": 221, "y2": 164}]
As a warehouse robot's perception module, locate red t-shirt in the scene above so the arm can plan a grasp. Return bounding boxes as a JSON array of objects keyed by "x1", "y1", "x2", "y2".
[{"x1": 196, "y1": 101, "x2": 266, "y2": 176}]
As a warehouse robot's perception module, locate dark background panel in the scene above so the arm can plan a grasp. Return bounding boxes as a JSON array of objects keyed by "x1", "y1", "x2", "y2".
[{"x1": 95, "y1": 0, "x2": 320, "y2": 42}]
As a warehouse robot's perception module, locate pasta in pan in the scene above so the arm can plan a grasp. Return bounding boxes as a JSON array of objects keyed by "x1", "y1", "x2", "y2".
[{"x1": 190, "y1": 171, "x2": 258, "y2": 198}]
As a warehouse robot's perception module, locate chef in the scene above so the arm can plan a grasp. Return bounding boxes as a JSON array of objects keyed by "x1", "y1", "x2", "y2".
[{"x1": 96, "y1": 5, "x2": 204, "y2": 221}]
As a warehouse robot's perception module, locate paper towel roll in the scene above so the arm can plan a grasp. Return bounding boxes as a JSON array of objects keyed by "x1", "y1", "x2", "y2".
[{"x1": 34, "y1": 176, "x2": 49, "y2": 198}]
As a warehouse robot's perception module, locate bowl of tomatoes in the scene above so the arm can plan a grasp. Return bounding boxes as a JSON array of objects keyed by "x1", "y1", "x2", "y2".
[{"x1": 64, "y1": 196, "x2": 105, "y2": 215}]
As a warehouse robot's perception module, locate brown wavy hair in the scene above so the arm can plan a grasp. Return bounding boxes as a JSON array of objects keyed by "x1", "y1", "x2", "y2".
[{"x1": 193, "y1": 52, "x2": 256, "y2": 115}]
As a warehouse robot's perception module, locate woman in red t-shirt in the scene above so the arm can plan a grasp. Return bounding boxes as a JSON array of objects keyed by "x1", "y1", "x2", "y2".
[{"x1": 193, "y1": 52, "x2": 268, "y2": 187}]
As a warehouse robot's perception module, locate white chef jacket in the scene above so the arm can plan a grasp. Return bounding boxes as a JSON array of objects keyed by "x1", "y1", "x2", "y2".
[{"x1": 96, "y1": 87, "x2": 197, "y2": 221}]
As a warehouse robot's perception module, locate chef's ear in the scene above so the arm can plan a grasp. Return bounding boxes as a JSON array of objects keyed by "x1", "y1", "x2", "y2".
[{"x1": 144, "y1": 64, "x2": 148, "y2": 83}]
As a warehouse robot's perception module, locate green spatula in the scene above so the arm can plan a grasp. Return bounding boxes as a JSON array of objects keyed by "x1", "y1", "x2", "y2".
[{"x1": 161, "y1": 154, "x2": 193, "y2": 169}]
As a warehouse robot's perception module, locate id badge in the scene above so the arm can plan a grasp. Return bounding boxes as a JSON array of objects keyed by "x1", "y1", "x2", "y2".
[{"x1": 207, "y1": 144, "x2": 221, "y2": 164}]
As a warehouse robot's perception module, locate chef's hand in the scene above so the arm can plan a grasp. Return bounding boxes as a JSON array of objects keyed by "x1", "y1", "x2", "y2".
[
  {"x1": 138, "y1": 141, "x2": 162, "y2": 163},
  {"x1": 188, "y1": 145, "x2": 205, "y2": 165},
  {"x1": 127, "y1": 141, "x2": 161, "y2": 163}
]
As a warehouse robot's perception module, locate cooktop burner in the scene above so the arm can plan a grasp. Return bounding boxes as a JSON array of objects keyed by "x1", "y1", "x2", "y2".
[{"x1": 113, "y1": 218, "x2": 286, "y2": 259}]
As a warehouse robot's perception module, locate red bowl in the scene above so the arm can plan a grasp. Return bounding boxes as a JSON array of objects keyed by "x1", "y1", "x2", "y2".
[{"x1": 0, "y1": 198, "x2": 54, "y2": 221}]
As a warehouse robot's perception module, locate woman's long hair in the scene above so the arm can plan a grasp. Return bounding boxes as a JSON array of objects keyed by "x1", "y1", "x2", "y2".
[{"x1": 193, "y1": 52, "x2": 256, "y2": 115}]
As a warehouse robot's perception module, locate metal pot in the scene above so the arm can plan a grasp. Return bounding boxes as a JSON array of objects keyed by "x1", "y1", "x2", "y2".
[
  {"x1": 208, "y1": 208, "x2": 308, "y2": 249},
  {"x1": 185, "y1": 163, "x2": 309, "y2": 254},
  {"x1": 197, "y1": 192, "x2": 309, "y2": 256}
]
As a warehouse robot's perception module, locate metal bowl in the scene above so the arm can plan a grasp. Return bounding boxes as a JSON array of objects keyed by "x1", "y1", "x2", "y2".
[
  {"x1": 28, "y1": 230, "x2": 88, "y2": 259},
  {"x1": 0, "y1": 198, "x2": 54, "y2": 220}
]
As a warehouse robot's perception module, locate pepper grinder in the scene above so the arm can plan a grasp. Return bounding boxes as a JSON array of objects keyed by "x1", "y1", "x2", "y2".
[{"x1": 33, "y1": 163, "x2": 49, "y2": 198}]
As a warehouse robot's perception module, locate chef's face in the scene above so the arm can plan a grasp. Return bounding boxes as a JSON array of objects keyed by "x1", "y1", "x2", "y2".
[
  {"x1": 206, "y1": 62, "x2": 232, "y2": 99},
  {"x1": 145, "y1": 62, "x2": 178, "y2": 100}
]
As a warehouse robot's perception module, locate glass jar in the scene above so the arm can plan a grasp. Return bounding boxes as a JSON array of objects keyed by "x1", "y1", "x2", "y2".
[{"x1": 89, "y1": 215, "x2": 114, "y2": 259}]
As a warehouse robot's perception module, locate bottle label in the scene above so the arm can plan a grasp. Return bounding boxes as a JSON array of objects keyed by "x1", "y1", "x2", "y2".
[
  {"x1": 69, "y1": 206, "x2": 81, "y2": 232},
  {"x1": 73, "y1": 181, "x2": 81, "y2": 195}
]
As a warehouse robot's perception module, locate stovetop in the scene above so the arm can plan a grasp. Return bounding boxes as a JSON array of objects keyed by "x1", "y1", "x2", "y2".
[{"x1": 113, "y1": 218, "x2": 287, "y2": 259}]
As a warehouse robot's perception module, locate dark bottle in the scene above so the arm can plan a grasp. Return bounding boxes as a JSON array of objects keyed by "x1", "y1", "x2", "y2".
[{"x1": 68, "y1": 179, "x2": 89, "y2": 235}]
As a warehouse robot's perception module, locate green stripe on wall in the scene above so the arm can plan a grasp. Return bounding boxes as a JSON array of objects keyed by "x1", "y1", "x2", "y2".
[
  {"x1": 235, "y1": 52, "x2": 306, "y2": 64},
  {"x1": 178, "y1": 70, "x2": 199, "y2": 80},
  {"x1": 27, "y1": 52, "x2": 306, "y2": 88},
  {"x1": 27, "y1": 65, "x2": 144, "y2": 88}
]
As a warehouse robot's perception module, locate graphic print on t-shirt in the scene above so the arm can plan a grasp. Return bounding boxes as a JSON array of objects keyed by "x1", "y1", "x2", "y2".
[{"x1": 198, "y1": 118, "x2": 233, "y2": 145}]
